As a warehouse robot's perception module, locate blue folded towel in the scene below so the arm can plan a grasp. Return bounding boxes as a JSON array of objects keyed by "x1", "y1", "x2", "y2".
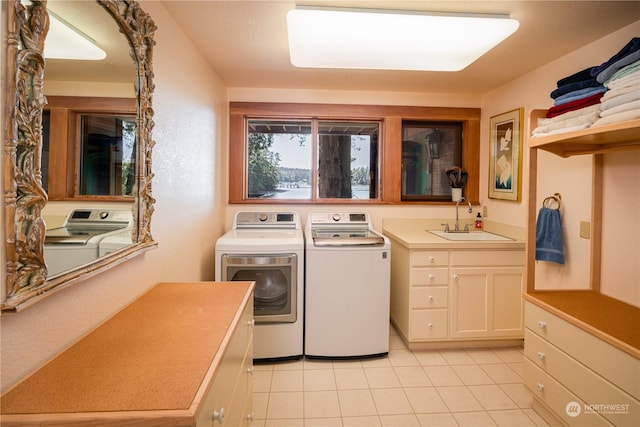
[{"x1": 535, "y1": 207, "x2": 565, "y2": 264}]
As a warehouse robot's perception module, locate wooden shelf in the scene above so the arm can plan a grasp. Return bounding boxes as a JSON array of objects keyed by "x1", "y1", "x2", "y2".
[{"x1": 528, "y1": 112, "x2": 640, "y2": 157}]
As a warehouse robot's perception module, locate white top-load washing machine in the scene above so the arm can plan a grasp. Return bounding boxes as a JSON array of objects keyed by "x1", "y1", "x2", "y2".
[
  {"x1": 44, "y1": 209, "x2": 132, "y2": 277},
  {"x1": 215, "y1": 211, "x2": 304, "y2": 361},
  {"x1": 305, "y1": 211, "x2": 391, "y2": 359}
]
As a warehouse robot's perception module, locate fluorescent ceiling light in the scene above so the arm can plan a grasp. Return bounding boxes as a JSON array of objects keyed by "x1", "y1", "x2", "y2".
[
  {"x1": 287, "y1": 7, "x2": 519, "y2": 72},
  {"x1": 44, "y1": 11, "x2": 106, "y2": 60}
]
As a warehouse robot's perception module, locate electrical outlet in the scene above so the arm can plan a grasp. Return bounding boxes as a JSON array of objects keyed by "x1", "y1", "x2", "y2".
[
  {"x1": 580, "y1": 221, "x2": 590, "y2": 239},
  {"x1": 482, "y1": 206, "x2": 488, "y2": 218}
]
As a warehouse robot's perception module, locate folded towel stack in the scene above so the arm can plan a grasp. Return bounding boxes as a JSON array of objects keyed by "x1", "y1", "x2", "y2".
[{"x1": 532, "y1": 37, "x2": 640, "y2": 137}]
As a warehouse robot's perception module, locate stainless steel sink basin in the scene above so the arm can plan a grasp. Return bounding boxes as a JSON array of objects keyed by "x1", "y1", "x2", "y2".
[{"x1": 428, "y1": 230, "x2": 513, "y2": 241}]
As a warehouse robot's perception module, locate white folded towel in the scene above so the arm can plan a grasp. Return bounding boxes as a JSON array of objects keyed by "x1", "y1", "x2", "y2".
[
  {"x1": 600, "y1": 99, "x2": 640, "y2": 117},
  {"x1": 601, "y1": 87, "x2": 640, "y2": 111},
  {"x1": 592, "y1": 108, "x2": 640, "y2": 127}
]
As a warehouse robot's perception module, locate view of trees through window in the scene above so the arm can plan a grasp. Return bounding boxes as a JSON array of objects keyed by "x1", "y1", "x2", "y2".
[{"x1": 247, "y1": 119, "x2": 379, "y2": 200}]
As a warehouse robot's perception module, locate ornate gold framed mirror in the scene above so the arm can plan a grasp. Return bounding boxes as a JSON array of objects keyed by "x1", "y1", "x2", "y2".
[{"x1": 2, "y1": 0, "x2": 157, "y2": 311}]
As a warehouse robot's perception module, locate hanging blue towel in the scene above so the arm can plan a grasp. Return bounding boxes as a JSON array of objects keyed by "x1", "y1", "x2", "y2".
[{"x1": 535, "y1": 207, "x2": 565, "y2": 264}]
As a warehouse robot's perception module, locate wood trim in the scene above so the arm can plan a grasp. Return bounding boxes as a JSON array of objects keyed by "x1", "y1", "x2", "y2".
[
  {"x1": 590, "y1": 154, "x2": 603, "y2": 292},
  {"x1": 229, "y1": 102, "x2": 481, "y2": 204}
]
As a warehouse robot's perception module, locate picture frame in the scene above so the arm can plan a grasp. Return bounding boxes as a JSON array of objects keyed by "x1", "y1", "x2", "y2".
[{"x1": 489, "y1": 108, "x2": 523, "y2": 201}]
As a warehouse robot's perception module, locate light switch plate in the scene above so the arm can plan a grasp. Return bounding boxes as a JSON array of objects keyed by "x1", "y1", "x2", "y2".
[
  {"x1": 580, "y1": 221, "x2": 590, "y2": 239},
  {"x1": 482, "y1": 206, "x2": 488, "y2": 218}
]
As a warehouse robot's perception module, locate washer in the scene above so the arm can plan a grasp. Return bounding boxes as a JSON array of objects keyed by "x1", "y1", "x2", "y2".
[
  {"x1": 44, "y1": 209, "x2": 132, "y2": 277},
  {"x1": 304, "y1": 211, "x2": 391, "y2": 359},
  {"x1": 215, "y1": 211, "x2": 304, "y2": 361}
]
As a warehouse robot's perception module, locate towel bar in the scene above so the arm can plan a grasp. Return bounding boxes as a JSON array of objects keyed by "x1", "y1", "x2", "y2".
[{"x1": 543, "y1": 193, "x2": 562, "y2": 209}]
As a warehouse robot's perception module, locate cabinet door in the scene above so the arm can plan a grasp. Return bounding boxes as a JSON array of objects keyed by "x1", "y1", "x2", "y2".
[{"x1": 451, "y1": 267, "x2": 524, "y2": 338}]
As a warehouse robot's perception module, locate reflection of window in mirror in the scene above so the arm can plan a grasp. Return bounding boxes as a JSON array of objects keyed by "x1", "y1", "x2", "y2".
[
  {"x1": 42, "y1": 96, "x2": 136, "y2": 201},
  {"x1": 79, "y1": 114, "x2": 136, "y2": 196},
  {"x1": 401, "y1": 121, "x2": 463, "y2": 201}
]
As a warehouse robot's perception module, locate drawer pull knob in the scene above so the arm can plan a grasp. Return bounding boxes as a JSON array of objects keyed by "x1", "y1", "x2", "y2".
[
  {"x1": 428, "y1": 295, "x2": 434, "y2": 302},
  {"x1": 247, "y1": 412, "x2": 255, "y2": 421},
  {"x1": 537, "y1": 352, "x2": 546, "y2": 360},
  {"x1": 248, "y1": 319, "x2": 256, "y2": 327},
  {"x1": 453, "y1": 274, "x2": 459, "y2": 281},
  {"x1": 428, "y1": 322, "x2": 433, "y2": 329},
  {"x1": 428, "y1": 274, "x2": 435, "y2": 281},
  {"x1": 537, "y1": 320, "x2": 546, "y2": 329},
  {"x1": 536, "y1": 383, "x2": 544, "y2": 392},
  {"x1": 429, "y1": 256, "x2": 435, "y2": 264},
  {"x1": 247, "y1": 367, "x2": 255, "y2": 375},
  {"x1": 213, "y1": 408, "x2": 225, "y2": 423}
]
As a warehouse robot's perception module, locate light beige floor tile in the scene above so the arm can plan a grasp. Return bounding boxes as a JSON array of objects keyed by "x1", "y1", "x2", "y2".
[
  {"x1": 305, "y1": 417, "x2": 342, "y2": 426},
  {"x1": 423, "y1": 365, "x2": 464, "y2": 386},
  {"x1": 499, "y1": 383, "x2": 534, "y2": 408},
  {"x1": 440, "y1": 349, "x2": 476, "y2": 365},
  {"x1": 413, "y1": 350, "x2": 449, "y2": 366},
  {"x1": 365, "y1": 366, "x2": 402, "y2": 388},
  {"x1": 303, "y1": 359, "x2": 334, "y2": 370},
  {"x1": 380, "y1": 414, "x2": 421, "y2": 426},
  {"x1": 437, "y1": 386, "x2": 484, "y2": 412},
  {"x1": 265, "y1": 419, "x2": 304, "y2": 427},
  {"x1": 253, "y1": 392, "x2": 269, "y2": 420},
  {"x1": 469, "y1": 384, "x2": 519, "y2": 411},
  {"x1": 342, "y1": 415, "x2": 382, "y2": 426},
  {"x1": 267, "y1": 391, "x2": 304, "y2": 419},
  {"x1": 332, "y1": 358, "x2": 363, "y2": 369},
  {"x1": 361, "y1": 356, "x2": 392, "y2": 368},
  {"x1": 453, "y1": 410, "x2": 497, "y2": 426},
  {"x1": 388, "y1": 349, "x2": 420, "y2": 366},
  {"x1": 509, "y1": 362, "x2": 525, "y2": 378},
  {"x1": 371, "y1": 388, "x2": 414, "y2": 415},
  {"x1": 334, "y1": 367, "x2": 369, "y2": 390},
  {"x1": 491, "y1": 347, "x2": 524, "y2": 363},
  {"x1": 466, "y1": 348, "x2": 504, "y2": 364},
  {"x1": 252, "y1": 419, "x2": 267, "y2": 427},
  {"x1": 338, "y1": 389, "x2": 378, "y2": 417},
  {"x1": 389, "y1": 334, "x2": 408, "y2": 350},
  {"x1": 254, "y1": 363, "x2": 275, "y2": 371},
  {"x1": 254, "y1": 370, "x2": 274, "y2": 393},
  {"x1": 480, "y1": 363, "x2": 522, "y2": 384},
  {"x1": 416, "y1": 413, "x2": 458, "y2": 426},
  {"x1": 304, "y1": 391, "x2": 341, "y2": 418},
  {"x1": 273, "y1": 359, "x2": 304, "y2": 370},
  {"x1": 522, "y1": 408, "x2": 551, "y2": 426},
  {"x1": 489, "y1": 409, "x2": 537, "y2": 426},
  {"x1": 452, "y1": 364, "x2": 494, "y2": 385},
  {"x1": 394, "y1": 366, "x2": 433, "y2": 388},
  {"x1": 271, "y1": 369, "x2": 304, "y2": 392},
  {"x1": 304, "y1": 369, "x2": 336, "y2": 391},
  {"x1": 404, "y1": 387, "x2": 449, "y2": 413}
]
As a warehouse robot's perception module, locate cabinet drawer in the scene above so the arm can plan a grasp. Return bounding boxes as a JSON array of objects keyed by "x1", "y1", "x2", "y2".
[
  {"x1": 526, "y1": 302, "x2": 640, "y2": 400},
  {"x1": 410, "y1": 309, "x2": 448, "y2": 339},
  {"x1": 411, "y1": 287, "x2": 448, "y2": 309},
  {"x1": 222, "y1": 342, "x2": 254, "y2": 427},
  {"x1": 451, "y1": 250, "x2": 524, "y2": 267},
  {"x1": 412, "y1": 251, "x2": 449, "y2": 267},
  {"x1": 410, "y1": 268, "x2": 448, "y2": 286},
  {"x1": 525, "y1": 330, "x2": 640, "y2": 426},
  {"x1": 525, "y1": 359, "x2": 613, "y2": 427}
]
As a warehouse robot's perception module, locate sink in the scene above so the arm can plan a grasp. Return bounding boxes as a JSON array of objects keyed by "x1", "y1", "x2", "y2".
[{"x1": 428, "y1": 230, "x2": 513, "y2": 241}]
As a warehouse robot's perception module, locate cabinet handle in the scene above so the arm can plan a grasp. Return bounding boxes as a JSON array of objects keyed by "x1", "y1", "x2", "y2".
[
  {"x1": 428, "y1": 322, "x2": 433, "y2": 329},
  {"x1": 213, "y1": 407, "x2": 225, "y2": 423},
  {"x1": 428, "y1": 274, "x2": 435, "y2": 281},
  {"x1": 247, "y1": 412, "x2": 255, "y2": 422},
  {"x1": 452, "y1": 274, "x2": 459, "y2": 281},
  {"x1": 428, "y1": 295, "x2": 434, "y2": 302},
  {"x1": 247, "y1": 367, "x2": 255, "y2": 375},
  {"x1": 537, "y1": 352, "x2": 546, "y2": 360},
  {"x1": 429, "y1": 256, "x2": 435, "y2": 264},
  {"x1": 537, "y1": 320, "x2": 546, "y2": 329},
  {"x1": 536, "y1": 383, "x2": 545, "y2": 392},
  {"x1": 247, "y1": 319, "x2": 255, "y2": 327}
]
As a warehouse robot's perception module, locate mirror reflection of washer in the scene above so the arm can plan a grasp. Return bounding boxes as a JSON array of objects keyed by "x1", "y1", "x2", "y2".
[
  {"x1": 44, "y1": 209, "x2": 133, "y2": 277},
  {"x1": 305, "y1": 212, "x2": 391, "y2": 359},
  {"x1": 215, "y1": 211, "x2": 304, "y2": 361}
]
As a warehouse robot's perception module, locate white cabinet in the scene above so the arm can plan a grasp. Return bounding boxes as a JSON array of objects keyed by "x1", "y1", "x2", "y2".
[{"x1": 389, "y1": 241, "x2": 525, "y2": 347}]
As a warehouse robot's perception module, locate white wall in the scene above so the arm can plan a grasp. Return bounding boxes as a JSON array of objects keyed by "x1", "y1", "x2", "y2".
[{"x1": 0, "y1": 2, "x2": 228, "y2": 392}]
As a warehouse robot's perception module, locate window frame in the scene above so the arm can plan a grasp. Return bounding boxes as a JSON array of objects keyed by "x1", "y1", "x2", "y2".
[
  {"x1": 44, "y1": 96, "x2": 137, "y2": 201},
  {"x1": 229, "y1": 102, "x2": 481, "y2": 205}
]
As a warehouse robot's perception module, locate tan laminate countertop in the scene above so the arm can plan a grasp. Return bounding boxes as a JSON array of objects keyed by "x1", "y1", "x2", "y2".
[{"x1": 1, "y1": 281, "x2": 254, "y2": 425}]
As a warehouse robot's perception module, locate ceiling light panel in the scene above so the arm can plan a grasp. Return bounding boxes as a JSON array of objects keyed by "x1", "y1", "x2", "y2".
[
  {"x1": 287, "y1": 7, "x2": 519, "y2": 72},
  {"x1": 45, "y1": 11, "x2": 107, "y2": 61}
]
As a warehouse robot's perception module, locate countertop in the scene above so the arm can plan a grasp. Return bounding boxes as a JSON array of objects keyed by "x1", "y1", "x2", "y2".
[
  {"x1": 382, "y1": 218, "x2": 525, "y2": 250},
  {"x1": 0, "y1": 281, "x2": 254, "y2": 426}
]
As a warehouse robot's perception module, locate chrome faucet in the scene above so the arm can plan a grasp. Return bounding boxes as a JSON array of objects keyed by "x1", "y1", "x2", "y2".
[{"x1": 453, "y1": 196, "x2": 473, "y2": 232}]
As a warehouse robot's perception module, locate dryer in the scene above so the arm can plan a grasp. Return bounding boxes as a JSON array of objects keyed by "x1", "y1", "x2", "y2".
[{"x1": 215, "y1": 211, "x2": 304, "y2": 361}]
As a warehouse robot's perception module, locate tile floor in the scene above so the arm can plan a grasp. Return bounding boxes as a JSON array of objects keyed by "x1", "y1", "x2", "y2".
[{"x1": 252, "y1": 325, "x2": 549, "y2": 426}]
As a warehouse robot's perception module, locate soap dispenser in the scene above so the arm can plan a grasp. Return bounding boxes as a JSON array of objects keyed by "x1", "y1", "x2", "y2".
[{"x1": 475, "y1": 213, "x2": 483, "y2": 229}]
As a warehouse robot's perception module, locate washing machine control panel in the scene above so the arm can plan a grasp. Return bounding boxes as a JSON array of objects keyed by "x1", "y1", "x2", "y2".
[
  {"x1": 235, "y1": 211, "x2": 298, "y2": 228},
  {"x1": 309, "y1": 212, "x2": 369, "y2": 225}
]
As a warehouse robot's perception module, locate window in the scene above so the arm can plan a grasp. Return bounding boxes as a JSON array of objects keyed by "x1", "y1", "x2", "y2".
[
  {"x1": 230, "y1": 103, "x2": 481, "y2": 205},
  {"x1": 246, "y1": 119, "x2": 380, "y2": 201}
]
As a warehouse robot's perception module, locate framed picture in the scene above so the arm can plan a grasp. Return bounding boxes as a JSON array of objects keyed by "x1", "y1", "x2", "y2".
[{"x1": 489, "y1": 108, "x2": 523, "y2": 201}]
